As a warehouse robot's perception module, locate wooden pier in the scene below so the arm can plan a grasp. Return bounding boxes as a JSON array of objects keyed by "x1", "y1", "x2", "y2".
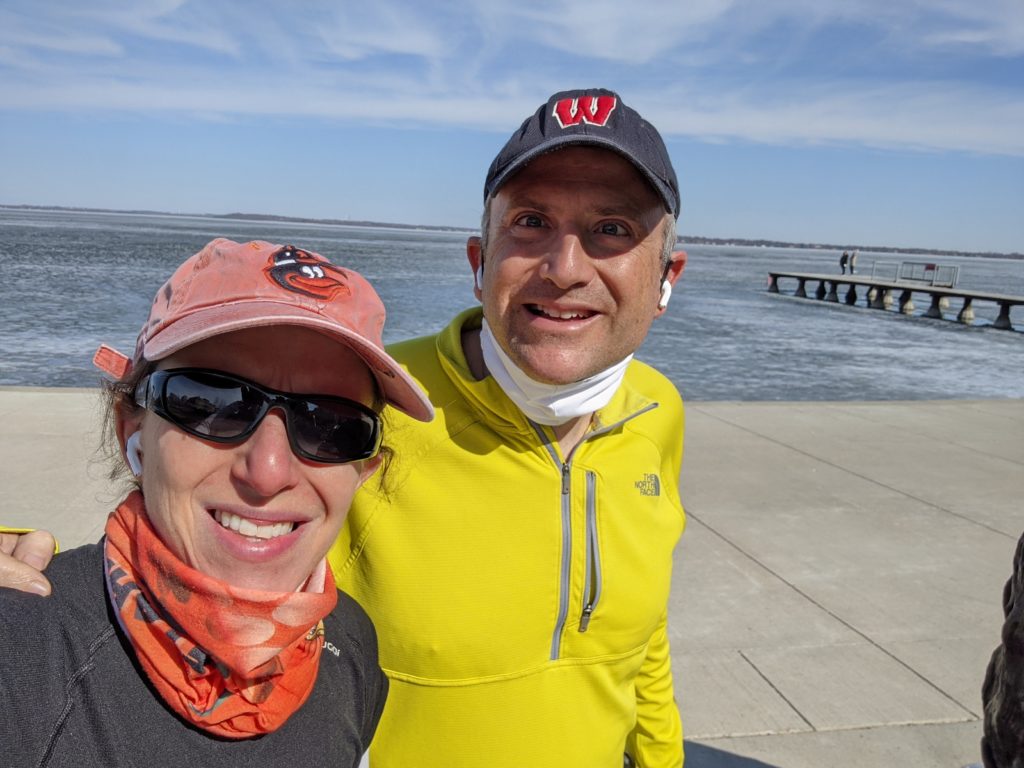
[{"x1": 767, "y1": 272, "x2": 1023, "y2": 330}]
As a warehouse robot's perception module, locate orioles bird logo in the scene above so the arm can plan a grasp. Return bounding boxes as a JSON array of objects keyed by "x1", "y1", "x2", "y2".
[{"x1": 264, "y1": 245, "x2": 351, "y2": 300}]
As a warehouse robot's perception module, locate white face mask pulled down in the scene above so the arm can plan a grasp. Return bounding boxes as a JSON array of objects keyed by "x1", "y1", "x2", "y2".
[{"x1": 479, "y1": 319, "x2": 632, "y2": 426}]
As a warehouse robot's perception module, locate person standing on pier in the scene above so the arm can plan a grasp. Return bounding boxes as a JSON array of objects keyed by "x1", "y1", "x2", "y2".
[
  {"x1": 0, "y1": 87, "x2": 690, "y2": 767},
  {"x1": 849, "y1": 250, "x2": 858, "y2": 275},
  {"x1": 840, "y1": 251, "x2": 849, "y2": 274}
]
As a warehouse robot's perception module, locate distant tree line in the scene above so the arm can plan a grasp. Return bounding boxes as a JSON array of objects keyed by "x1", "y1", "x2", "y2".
[
  {"x1": 677, "y1": 235, "x2": 1022, "y2": 260},
  {"x1": 2, "y1": 204, "x2": 1019, "y2": 259}
]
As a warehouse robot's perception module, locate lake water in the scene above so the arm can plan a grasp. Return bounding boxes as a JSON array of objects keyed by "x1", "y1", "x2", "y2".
[{"x1": 1, "y1": 208, "x2": 1022, "y2": 401}]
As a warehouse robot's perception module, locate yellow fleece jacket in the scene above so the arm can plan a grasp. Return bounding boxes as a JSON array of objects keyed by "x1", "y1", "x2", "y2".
[{"x1": 330, "y1": 308, "x2": 686, "y2": 767}]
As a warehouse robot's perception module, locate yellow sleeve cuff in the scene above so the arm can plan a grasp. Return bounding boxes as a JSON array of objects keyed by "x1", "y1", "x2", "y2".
[{"x1": 0, "y1": 527, "x2": 60, "y2": 554}]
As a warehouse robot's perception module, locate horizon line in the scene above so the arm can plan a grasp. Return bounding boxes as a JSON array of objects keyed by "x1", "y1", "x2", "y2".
[{"x1": 2, "y1": 203, "x2": 1020, "y2": 260}]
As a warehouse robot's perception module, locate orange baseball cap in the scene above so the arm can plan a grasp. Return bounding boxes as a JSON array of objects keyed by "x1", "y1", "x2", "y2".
[{"x1": 93, "y1": 238, "x2": 433, "y2": 422}]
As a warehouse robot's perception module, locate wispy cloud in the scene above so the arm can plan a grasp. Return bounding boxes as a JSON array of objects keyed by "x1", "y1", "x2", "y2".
[
  {"x1": 915, "y1": 0, "x2": 1024, "y2": 56},
  {"x1": 650, "y1": 81, "x2": 1024, "y2": 156},
  {"x1": 313, "y1": 4, "x2": 451, "y2": 61},
  {"x1": 1, "y1": 0, "x2": 1022, "y2": 155},
  {"x1": 1, "y1": 1, "x2": 241, "y2": 57},
  {"x1": 473, "y1": 0, "x2": 737, "y2": 63}
]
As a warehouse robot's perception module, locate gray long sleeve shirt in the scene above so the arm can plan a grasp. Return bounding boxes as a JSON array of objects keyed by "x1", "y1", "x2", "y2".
[{"x1": 0, "y1": 542, "x2": 387, "y2": 768}]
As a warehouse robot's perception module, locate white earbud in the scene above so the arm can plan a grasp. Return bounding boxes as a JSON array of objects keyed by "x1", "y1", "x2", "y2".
[
  {"x1": 474, "y1": 265, "x2": 484, "y2": 290},
  {"x1": 658, "y1": 279, "x2": 673, "y2": 309},
  {"x1": 125, "y1": 432, "x2": 144, "y2": 477}
]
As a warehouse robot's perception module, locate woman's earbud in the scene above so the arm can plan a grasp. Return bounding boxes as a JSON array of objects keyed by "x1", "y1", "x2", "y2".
[
  {"x1": 474, "y1": 265, "x2": 484, "y2": 291},
  {"x1": 658, "y1": 279, "x2": 673, "y2": 309},
  {"x1": 125, "y1": 432, "x2": 144, "y2": 477}
]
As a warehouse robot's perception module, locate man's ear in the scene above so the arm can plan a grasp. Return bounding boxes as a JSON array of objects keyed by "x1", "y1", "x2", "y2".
[
  {"x1": 467, "y1": 236, "x2": 483, "y2": 301},
  {"x1": 656, "y1": 251, "x2": 687, "y2": 316},
  {"x1": 665, "y1": 250, "x2": 687, "y2": 285}
]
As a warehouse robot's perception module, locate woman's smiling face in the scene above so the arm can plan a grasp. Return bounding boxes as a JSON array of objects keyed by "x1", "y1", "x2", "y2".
[{"x1": 122, "y1": 325, "x2": 381, "y2": 592}]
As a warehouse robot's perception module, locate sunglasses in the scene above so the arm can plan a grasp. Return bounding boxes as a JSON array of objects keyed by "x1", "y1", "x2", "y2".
[{"x1": 134, "y1": 368, "x2": 382, "y2": 464}]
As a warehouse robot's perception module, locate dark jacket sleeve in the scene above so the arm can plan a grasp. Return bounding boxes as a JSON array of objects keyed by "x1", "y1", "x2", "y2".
[
  {"x1": 359, "y1": 604, "x2": 389, "y2": 747},
  {"x1": 0, "y1": 545, "x2": 106, "y2": 765},
  {"x1": 981, "y1": 531, "x2": 1024, "y2": 768},
  {"x1": 362, "y1": 657, "x2": 389, "y2": 747}
]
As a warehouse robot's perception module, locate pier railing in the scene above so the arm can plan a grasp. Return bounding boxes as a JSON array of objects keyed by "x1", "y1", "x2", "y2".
[
  {"x1": 766, "y1": 271, "x2": 1022, "y2": 330},
  {"x1": 896, "y1": 261, "x2": 959, "y2": 287}
]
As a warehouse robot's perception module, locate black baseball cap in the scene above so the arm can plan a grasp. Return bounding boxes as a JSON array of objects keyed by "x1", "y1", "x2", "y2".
[{"x1": 484, "y1": 88, "x2": 680, "y2": 218}]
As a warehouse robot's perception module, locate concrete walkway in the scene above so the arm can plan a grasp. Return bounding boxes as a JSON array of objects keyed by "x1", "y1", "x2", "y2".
[
  {"x1": 2, "y1": 388, "x2": 1020, "y2": 767},
  {"x1": 674, "y1": 399, "x2": 1022, "y2": 767}
]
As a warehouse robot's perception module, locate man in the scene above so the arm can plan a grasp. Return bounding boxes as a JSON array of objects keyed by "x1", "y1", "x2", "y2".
[{"x1": 2, "y1": 88, "x2": 689, "y2": 767}]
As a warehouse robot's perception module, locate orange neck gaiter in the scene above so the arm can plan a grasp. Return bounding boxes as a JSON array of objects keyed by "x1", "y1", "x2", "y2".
[{"x1": 103, "y1": 491, "x2": 338, "y2": 738}]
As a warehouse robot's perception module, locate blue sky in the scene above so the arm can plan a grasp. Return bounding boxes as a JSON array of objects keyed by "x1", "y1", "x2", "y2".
[{"x1": 1, "y1": 1, "x2": 1022, "y2": 253}]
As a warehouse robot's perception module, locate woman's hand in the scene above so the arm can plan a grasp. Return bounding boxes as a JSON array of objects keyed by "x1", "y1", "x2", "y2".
[{"x1": 0, "y1": 530, "x2": 55, "y2": 596}]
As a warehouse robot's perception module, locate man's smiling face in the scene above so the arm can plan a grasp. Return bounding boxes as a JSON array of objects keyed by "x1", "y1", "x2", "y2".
[{"x1": 478, "y1": 146, "x2": 681, "y2": 385}]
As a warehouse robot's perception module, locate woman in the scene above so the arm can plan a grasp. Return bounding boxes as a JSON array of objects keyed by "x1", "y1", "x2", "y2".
[{"x1": 0, "y1": 238, "x2": 432, "y2": 766}]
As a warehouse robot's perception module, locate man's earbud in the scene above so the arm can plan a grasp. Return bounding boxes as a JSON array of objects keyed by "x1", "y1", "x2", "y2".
[
  {"x1": 474, "y1": 265, "x2": 484, "y2": 290},
  {"x1": 658, "y1": 279, "x2": 673, "y2": 310},
  {"x1": 125, "y1": 432, "x2": 143, "y2": 477}
]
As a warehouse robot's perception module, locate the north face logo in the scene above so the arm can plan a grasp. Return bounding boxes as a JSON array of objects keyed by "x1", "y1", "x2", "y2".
[
  {"x1": 552, "y1": 95, "x2": 617, "y2": 128},
  {"x1": 635, "y1": 473, "x2": 661, "y2": 497}
]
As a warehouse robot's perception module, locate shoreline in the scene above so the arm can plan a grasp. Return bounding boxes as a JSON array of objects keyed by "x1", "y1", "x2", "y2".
[
  {"x1": 5, "y1": 204, "x2": 1020, "y2": 259},
  {"x1": 5, "y1": 383, "x2": 1023, "y2": 406}
]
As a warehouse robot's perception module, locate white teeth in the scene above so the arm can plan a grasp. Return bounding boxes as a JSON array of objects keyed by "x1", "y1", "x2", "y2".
[
  {"x1": 213, "y1": 510, "x2": 294, "y2": 540},
  {"x1": 537, "y1": 306, "x2": 586, "y2": 320}
]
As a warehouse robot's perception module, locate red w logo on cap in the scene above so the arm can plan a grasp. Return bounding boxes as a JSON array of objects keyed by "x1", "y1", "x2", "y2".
[{"x1": 552, "y1": 95, "x2": 617, "y2": 128}]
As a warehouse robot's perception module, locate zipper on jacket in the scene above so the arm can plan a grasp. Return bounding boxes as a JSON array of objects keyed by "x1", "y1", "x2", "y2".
[
  {"x1": 579, "y1": 470, "x2": 601, "y2": 632},
  {"x1": 530, "y1": 402, "x2": 659, "y2": 659},
  {"x1": 532, "y1": 421, "x2": 573, "y2": 661},
  {"x1": 550, "y1": 458, "x2": 573, "y2": 658}
]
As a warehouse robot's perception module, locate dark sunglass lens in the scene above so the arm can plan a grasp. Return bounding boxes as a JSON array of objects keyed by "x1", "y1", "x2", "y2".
[
  {"x1": 290, "y1": 399, "x2": 378, "y2": 461},
  {"x1": 163, "y1": 372, "x2": 262, "y2": 438}
]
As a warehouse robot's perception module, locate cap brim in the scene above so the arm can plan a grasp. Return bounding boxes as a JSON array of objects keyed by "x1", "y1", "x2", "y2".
[
  {"x1": 143, "y1": 301, "x2": 434, "y2": 422},
  {"x1": 487, "y1": 134, "x2": 677, "y2": 216}
]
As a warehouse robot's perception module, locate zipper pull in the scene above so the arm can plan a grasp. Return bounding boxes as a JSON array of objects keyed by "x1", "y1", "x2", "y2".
[
  {"x1": 579, "y1": 604, "x2": 593, "y2": 632},
  {"x1": 561, "y1": 463, "x2": 571, "y2": 494}
]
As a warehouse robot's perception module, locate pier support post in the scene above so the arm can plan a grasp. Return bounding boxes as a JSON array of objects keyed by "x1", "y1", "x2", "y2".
[
  {"x1": 925, "y1": 294, "x2": 943, "y2": 319},
  {"x1": 994, "y1": 303, "x2": 1013, "y2": 330},
  {"x1": 825, "y1": 281, "x2": 838, "y2": 302},
  {"x1": 815, "y1": 280, "x2": 827, "y2": 300},
  {"x1": 899, "y1": 290, "x2": 914, "y2": 315},
  {"x1": 957, "y1": 297, "x2": 975, "y2": 325},
  {"x1": 868, "y1": 288, "x2": 886, "y2": 309},
  {"x1": 845, "y1": 284, "x2": 857, "y2": 305},
  {"x1": 768, "y1": 274, "x2": 779, "y2": 293},
  {"x1": 795, "y1": 278, "x2": 807, "y2": 298}
]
